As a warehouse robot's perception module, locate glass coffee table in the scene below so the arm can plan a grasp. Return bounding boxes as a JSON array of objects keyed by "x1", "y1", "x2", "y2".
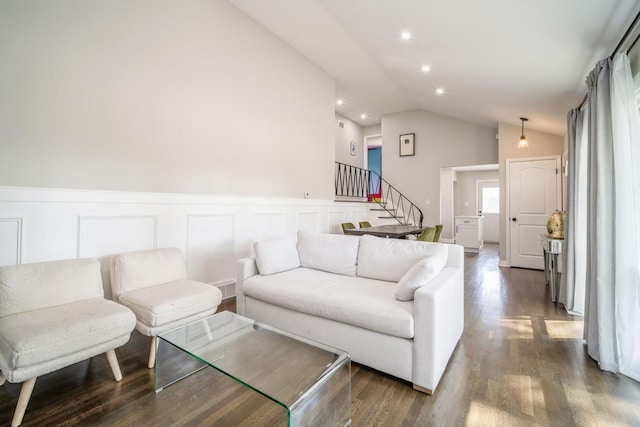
[{"x1": 155, "y1": 311, "x2": 351, "y2": 427}]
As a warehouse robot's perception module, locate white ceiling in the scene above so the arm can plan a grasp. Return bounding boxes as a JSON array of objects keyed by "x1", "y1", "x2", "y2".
[{"x1": 230, "y1": 0, "x2": 640, "y2": 136}]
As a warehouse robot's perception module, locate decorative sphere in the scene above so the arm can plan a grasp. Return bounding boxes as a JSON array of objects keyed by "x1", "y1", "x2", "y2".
[{"x1": 547, "y1": 210, "x2": 566, "y2": 239}]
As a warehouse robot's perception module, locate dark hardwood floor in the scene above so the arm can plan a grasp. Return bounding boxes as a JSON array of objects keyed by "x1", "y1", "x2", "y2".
[{"x1": 2, "y1": 243, "x2": 640, "y2": 426}]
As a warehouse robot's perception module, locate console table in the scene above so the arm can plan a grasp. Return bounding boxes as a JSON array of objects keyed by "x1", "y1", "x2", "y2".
[{"x1": 542, "y1": 236, "x2": 564, "y2": 302}]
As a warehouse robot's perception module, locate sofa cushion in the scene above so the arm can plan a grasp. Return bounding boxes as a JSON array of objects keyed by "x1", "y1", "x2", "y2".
[
  {"x1": 254, "y1": 237, "x2": 300, "y2": 275},
  {"x1": 243, "y1": 268, "x2": 414, "y2": 339},
  {"x1": 297, "y1": 230, "x2": 359, "y2": 276},
  {"x1": 357, "y1": 235, "x2": 449, "y2": 282},
  {"x1": 0, "y1": 298, "x2": 135, "y2": 371},
  {"x1": 395, "y1": 255, "x2": 447, "y2": 301},
  {"x1": 117, "y1": 279, "x2": 222, "y2": 328}
]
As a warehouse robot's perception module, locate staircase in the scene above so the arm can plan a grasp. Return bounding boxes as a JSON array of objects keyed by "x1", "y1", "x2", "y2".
[{"x1": 334, "y1": 162, "x2": 423, "y2": 227}]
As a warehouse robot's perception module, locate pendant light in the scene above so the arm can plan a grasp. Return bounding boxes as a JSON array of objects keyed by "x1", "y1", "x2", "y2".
[{"x1": 518, "y1": 117, "x2": 529, "y2": 148}]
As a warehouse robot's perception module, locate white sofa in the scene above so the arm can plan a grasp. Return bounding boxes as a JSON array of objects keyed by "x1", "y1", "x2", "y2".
[{"x1": 236, "y1": 230, "x2": 464, "y2": 394}]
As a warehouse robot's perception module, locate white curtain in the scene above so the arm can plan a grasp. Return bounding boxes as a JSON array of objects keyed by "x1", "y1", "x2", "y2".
[
  {"x1": 579, "y1": 53, "x2": 640, "y2": 381},
  {"x1": 609, "y1": 53, "x2": 640, "y2": 381},
  {"x1": 560, "y1": 103, "x2": 587, "y2": 315}
]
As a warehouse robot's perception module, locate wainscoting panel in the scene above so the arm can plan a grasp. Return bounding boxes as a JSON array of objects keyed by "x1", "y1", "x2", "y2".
[
  {"x1": 0, "y1": 218, "x2": 22, "y2": 266},
  {"x1": 186, "y1": 214, "x2": 235, "y2": 286},
  {"x1": 0, "y1": 187, "x2": 369, "y2": 298},
  {"x1": 78, "y1": 215, "x2": 157, "y2": 298},
  {"x1": 296, "y1": 211, "x2": 320, "y2": 233},
  {"x1": 328, "y1": 211, "x2": 347, "y2": 234},
  {"x1": 253, "y1": 211, "x2": 286, "y2": 243},
  {"x1": 351, "y1": 210, "x2": 368, "y2": 225},
  {"x1": 78, "y1": 215, "x2": 157, "y2": 259}
]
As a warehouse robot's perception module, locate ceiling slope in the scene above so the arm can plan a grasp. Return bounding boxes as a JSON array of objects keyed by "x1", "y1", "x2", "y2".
[{"x1": 230, "y1": 0, "x2": 640, "y2": 135}]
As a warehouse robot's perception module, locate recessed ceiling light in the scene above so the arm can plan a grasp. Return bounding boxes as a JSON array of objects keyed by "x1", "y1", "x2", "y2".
[
  {"x1": 421, "y1": 65, "x2": 431, "y2": 73},
  {"x1": 400, "y1": 31, "x2": 412, "y2": 41},
  {"x1": 360, "y1": 114, "x2": 367, "y2": 119},
  {"x1": 436, "y1": 88, "x2": 445, "y2": 95},
  {"x1": 336, "y1": 99, "x2": 344, "y2": 106}
]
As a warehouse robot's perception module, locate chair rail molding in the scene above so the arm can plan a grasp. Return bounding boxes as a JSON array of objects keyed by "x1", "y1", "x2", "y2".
[{"x1": 0, "y1": 217, "x2": 23, "y2": 266}]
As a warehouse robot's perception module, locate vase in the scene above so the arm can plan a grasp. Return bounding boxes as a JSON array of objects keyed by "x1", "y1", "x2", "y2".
[{"x1": 546, "y1": 210, "x2": 565, "y2": 239}]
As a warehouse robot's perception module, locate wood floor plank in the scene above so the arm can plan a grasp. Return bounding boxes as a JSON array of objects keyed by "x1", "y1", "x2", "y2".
[{"x1": 2, "y1": 245, "x2": 640, "y2": 426}]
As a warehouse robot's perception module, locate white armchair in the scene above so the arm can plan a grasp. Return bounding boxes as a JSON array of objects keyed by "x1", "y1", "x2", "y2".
[
  {"x1": 0, "y1": 258, "x2": 136, "y2": 427},
  {"x1": 110, "y1": 248, "x2": 223, "y2": 368}
]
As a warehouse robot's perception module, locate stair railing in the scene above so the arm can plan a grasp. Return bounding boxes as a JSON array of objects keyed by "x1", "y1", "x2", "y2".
[{"x1": 334, "y1": 162, "x2": 423, "y2": 227}]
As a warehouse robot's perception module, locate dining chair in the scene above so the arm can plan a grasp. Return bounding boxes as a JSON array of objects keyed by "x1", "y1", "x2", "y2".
[
  {"x1": 341, "y1": 222, "x2": 356, "y2": 233},
  {"x1": 417, "y1": 226, "x2": 437, "y2": 242},
  {"x1": 433, "y1": 224, "x2": 443, "y2": 242}
]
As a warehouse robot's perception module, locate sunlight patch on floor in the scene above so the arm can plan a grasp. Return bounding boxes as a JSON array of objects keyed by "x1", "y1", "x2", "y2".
[
  {"x1": 466, "y1": 399, "x2": 522, "y2": 425},
  {"x1": 545, "y1": 320, "x2": 584, "y2": 339},
  {"x1": 563, "y1": 382, "x2": 640, "y2": 427},
  {"x1": 481, "y1": 270, "x2": 501, "y2": 287},
  {"x1": 504, "y1": 374, "x2": 544, "y2": 417},
  {"x1": 467, "y1": 375, "x2": 544, "y2": 422},
  {"x1": 497, "y1": 317, "x2": 534, "y2": 339}
]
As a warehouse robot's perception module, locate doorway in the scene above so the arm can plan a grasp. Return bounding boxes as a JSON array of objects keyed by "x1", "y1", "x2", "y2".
[
  {"x1": 367, "y1": 142, "x2": 382, "y2": 202},
  {"x1": 477, "y1": 180, "x2": 499, "y2": 242},
  {"x1": 507, "y1": 156, "x2": 561, "y2": 269}
]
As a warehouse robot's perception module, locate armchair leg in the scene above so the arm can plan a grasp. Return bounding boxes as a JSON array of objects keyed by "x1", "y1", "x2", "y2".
[
  {"x1": 106, "y1": 349, "x2": 123, "y2": 382},
  {"x1": 148, "y1": 336, "x2": 158, "y2": 369},
  {"x1": 12, "y1": 377, "x2": 37, "y2": 427},
  {"x1": 203, "y1": 319, "x2": 213, "y2": 340}
]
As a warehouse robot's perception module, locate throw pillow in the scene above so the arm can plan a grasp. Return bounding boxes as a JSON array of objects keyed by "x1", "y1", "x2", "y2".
[
  {"x1": 253, "y1": 237, "x2": 300, "y2": 275},
  {"x1": 395, "y1": 255, "x2": 447, "y2": 301}
]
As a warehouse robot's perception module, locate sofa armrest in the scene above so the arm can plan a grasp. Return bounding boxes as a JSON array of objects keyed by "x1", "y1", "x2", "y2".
[
  {"x1": 235, "y1": 257, "x2": 259, "y2": 315},
  {"x1": 412, "y1": 265, "x2": 464, "y2": 393},
  {"x1": 445, "y1": 243, "x2": 464, "y2": 269}
]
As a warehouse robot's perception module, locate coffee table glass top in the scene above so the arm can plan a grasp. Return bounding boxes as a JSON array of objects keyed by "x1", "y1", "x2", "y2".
[{"x1": 156, "y1": 311, "x2": 351, "y2": 425}]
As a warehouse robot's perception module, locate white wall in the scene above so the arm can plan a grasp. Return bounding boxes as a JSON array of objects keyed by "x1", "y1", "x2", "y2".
[
  {"x1": 0, "y1": 186, "x2": 369, "y2": 298},
  {"x1": 363, "y1": 124, "x2": 382, "y2": 137},
  {"x1": 439, "y1": 168, "x2": 456, "y2": 242},
  {"x1": 497, "y1": 122, "x2": 564, "y2": 265},
  {"x1": 0, "y1": 0, "x2": 335, "y2": 199},
  {"x1": 381, "y1": 110, "x2": 498, "y2": 226},
  {"x1": 335, "y1": 113, "x2": 364, "y2": 168},
  {"x1": 455, "y1": 170, "x2": 499, "y2": 216}
]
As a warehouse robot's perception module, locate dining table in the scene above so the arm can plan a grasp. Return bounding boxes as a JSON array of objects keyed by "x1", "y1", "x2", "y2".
[{"x1": 342, "y1": 224, "x2": 424, "y2": 239}]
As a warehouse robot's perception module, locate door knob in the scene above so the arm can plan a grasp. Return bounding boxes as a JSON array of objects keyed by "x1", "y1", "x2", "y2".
[{"x1": 512, "y1": 218, "x2": 517, "y2": 222}]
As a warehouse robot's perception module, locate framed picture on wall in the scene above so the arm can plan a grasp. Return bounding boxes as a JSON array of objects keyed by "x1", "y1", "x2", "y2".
[
  {"x1": 350, "y1": 141, "x2": 356, "y2": 156},
  {"x1": 399, "y1": 133, "x2": 415, "y2": 157}
]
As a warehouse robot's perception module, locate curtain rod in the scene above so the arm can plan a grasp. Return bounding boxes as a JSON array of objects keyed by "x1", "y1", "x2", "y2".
[
  {"x1": 577, "y1": 8, "x2": 640, "y2": 109},
  {"x1": 611, "y1": 9, "x2": 640, "y2": 58}
]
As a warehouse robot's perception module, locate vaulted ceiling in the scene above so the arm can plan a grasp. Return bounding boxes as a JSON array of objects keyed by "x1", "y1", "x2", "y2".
[{"x1": 230, "y1": 0, "x2": 640, "y2": 135}]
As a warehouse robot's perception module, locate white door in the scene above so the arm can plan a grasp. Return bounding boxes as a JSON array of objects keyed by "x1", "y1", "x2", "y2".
[
  {"x1": 477, "y1": 180, "x2": 499, "y2": 242},
  {"x1": 508, "y1": 157, "x2": 561, "y2": 269}
]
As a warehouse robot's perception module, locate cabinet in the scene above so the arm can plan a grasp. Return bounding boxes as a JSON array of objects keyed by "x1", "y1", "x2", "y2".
[{"x1": 455, "y1": 216, "x2": 483, "y2": 252}]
